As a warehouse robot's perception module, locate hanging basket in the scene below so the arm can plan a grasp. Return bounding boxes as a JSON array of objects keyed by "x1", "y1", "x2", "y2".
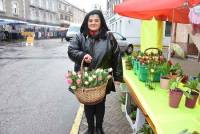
[{"x1": 74, "y1": 58, "x2": 108, "y2": 105}]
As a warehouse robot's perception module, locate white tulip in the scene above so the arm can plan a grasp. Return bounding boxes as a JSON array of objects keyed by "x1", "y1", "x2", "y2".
[
  {"x1": 84, "y1": 72, "x2": 88, "y2": 77},
  {"x1": 71, "y1": 86, "x2": 76, "y2": 90},
  {"x1": 88, "y1": 77, "x2": 93, "y2": 82},
  {"x1": 108, "y1": 68, "x2": 113, "y2": 72},
  {"x1": 92, "y1": 75, "x2": 97, "y2": 79},
  {"x1": 72, "y1": 71, "x2": 76, "y2": 75},
  {"x1": 84, "y1": 81, "x2": 89, "y2": 85}
]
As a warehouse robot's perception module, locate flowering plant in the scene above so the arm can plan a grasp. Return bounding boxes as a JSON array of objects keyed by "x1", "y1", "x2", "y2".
[{"x1": 65, "y1": 68, "x2": 113, "y2": 90}]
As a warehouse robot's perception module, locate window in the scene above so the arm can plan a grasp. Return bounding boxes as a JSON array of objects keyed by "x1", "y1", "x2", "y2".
[
  {"x1": 65, "y1": 15, "x2": 68, "y2": 20},
  {"x1": 59, "y1": 3, "x2": 61, "y2": 9},
  {"x1": 50, "y1": 14, "x2": 52, "y2": 20},
  {"x1": 0, "y1": 0, "x2": 4, "y2": 11},
  {"x1": 60, "y1": 14, "x2": 63, "y2": 19},
  {"x1": 12, "y1": 1, "x2": 19, "y2": 15},
  {"x1": 165, "y1": 22, "x2": 172, "y2": 37},
  {"x1": 65, "y1": 5, "x2": 69, "y2": 12}
]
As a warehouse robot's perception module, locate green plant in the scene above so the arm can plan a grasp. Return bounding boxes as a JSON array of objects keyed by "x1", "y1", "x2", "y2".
[
  {"x1": 184, "y1": 79, "x2": 200, "y2": 98},
  {"x1": 159, "y1": 62, "x2": 171, "y2": 77},
  {"x1": 132, "y1": 50, "x2": 140, "y2": 59},
  {"x1": 169, "y1": 77, "x2": 183, "y2": 90},
  {"x1": 119, "y1": 95, "x2": 126, "y2": 105},
  {"x1": 197, "y1": 72, "x2": 200, "y2": 83},
  {"x1": 170, "y1": 63, "x2": 181, "y2": 75},
  {"x1": 138, "y1": 123, "x2": 154, "y2": 134},
  {"x1": 130, "y1": 111, "x2": 136, "y2": 120}
]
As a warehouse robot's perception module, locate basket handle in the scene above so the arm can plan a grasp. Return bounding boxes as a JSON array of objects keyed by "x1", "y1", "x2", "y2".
[
  {"x1": 80, "y1": 57, "x2": 86, "y2": 81},
  {"x1": 144, "y1": 48, "x2": 162, "y2": 56}
]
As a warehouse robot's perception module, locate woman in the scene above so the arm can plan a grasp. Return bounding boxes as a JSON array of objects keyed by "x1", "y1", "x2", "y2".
[{"x1": 68, "y1": 10, "x2": 123, "y2": 134}]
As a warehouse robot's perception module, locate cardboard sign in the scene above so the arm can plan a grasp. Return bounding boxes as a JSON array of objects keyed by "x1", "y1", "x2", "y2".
[{"x1": 26, "y1": 36, "x2": 34, "y2": 46}]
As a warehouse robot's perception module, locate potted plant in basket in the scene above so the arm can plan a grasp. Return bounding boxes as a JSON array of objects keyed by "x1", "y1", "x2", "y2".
[
  {"x1": 65, "y1": 68, "x2": 112, "y2": 105},
  {"x1": 184, "y1": 79, "x2": 200, "y2": 108},
  {"x1": 169, "y1": 77, "x2": 184, "y2": 108}
]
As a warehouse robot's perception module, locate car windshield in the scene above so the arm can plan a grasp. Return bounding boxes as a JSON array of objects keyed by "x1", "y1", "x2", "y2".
[
  {"x1": 68, "y1": 26, "x2": 80, "y2": 32},
  {"x1": 112, "y1": 32, "x2": 124, "y2": 40}
]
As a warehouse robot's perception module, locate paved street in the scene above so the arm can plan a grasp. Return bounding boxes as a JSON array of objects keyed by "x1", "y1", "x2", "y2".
[{"x1": 0, "y1": 39, "x2": 79, "y2": 134}]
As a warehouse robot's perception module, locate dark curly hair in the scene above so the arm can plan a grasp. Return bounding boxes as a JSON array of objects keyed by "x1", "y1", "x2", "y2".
[{"x1": 80, "y1": 10, "x2": 109, "y2": 39}]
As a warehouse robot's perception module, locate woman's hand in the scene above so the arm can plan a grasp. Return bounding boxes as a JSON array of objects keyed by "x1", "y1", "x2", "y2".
[{"x1": 84, "y1": 54, "x2": 92, "y2": 63}]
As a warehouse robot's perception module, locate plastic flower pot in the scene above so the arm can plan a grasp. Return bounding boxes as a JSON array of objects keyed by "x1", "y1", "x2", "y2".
[
  {"x1": 138, "y1": 64, "x2": 148, "y2": 82},
  {"x1": 160, "y1": 76, "x2": 170, "y2": 89},
  {"x1": 131, "y1": 59, "x2": 135, "y2": 70},
  {"x1": 153, "y1": 71, "x2": 161, "y2": 82},
  {"x1": 185, "y1": 92, "x2": 199, "y2": 108},
  {"x1": 133, "y1": 60, "x2": 139, "y2": 75},
  {"x1": 169, "y1": 88, "x2": 183, "y2": 108}
]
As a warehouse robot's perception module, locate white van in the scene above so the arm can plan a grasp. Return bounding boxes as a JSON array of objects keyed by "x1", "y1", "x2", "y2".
[{"x1": 66, "y1": 24, "x2": 81, "y2": 41}]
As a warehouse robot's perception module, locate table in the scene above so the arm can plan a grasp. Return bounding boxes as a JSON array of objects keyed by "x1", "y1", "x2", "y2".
[{"x1": 123, "y1": 63, "x2": 200, "y2": 134}]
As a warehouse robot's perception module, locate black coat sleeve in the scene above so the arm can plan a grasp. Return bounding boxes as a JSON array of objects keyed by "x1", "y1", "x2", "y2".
[
  {"x1": 110, "y1": 34, "x2": 123, "y2": 82},
  {"x1": 68, "y1": 34, "x2": 86, "y2": 65}
]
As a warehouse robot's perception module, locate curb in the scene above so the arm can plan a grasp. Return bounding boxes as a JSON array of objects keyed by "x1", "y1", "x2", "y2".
[{"x1": 70, "y1": 104, "x2": 84, "y2": 134}]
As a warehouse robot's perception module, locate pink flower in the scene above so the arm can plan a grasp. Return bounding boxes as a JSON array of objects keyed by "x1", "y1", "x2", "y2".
[
  {"x1": 66, "y1": 79, "x2": 73, "y2": 85},
  {"x1": 76, "y1": 79, "x2": 81, "y2": 85}
]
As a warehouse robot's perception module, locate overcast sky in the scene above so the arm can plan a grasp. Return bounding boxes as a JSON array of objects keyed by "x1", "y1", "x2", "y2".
[{"x1": 66, "y1": 0, "x2": 107, "y2": 12}]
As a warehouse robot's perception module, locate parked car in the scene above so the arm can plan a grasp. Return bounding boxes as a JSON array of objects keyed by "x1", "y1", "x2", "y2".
[
  {"x1": 66, "y1": 24, "x2": 80, "y2": 41},
  {"x1": 109, "y1": 31, "x2": 133, "y2": 54}
]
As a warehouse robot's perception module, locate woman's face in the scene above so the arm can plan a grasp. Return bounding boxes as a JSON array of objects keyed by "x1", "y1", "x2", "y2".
[{"x1": 88, "y1": 14, "x2": 101, "y2": 31}]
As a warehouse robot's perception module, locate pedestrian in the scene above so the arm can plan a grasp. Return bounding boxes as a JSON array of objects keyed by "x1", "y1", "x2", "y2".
[
  {"x1": 61, "y1": 30, "x2": 65, "y2": 42},
  {"x1": 68, "y1": 10, "x2": 123, "y2": 134}
]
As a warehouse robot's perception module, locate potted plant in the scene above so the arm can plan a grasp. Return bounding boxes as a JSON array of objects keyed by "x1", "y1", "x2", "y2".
[
  {"x1": 169, "y1": 62, "x2": 181, "y2": 78},
  {"x1": 169, "y1": 77, "x2": 184, "y2": 108},
  {"x1": 184, "y1": 79, "x2": 200, "y2": 108},
  {"x1": 159, "y1": 62, "x2": 171, "y2": 89},
  {"x1": 125, "y1": 55, "x2": 132, "y2": 70}
]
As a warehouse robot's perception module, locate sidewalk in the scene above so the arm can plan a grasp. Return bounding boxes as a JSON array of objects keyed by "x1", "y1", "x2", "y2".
[{"x1": 78, "y1": 88, "x2": 133, "y2": 134}]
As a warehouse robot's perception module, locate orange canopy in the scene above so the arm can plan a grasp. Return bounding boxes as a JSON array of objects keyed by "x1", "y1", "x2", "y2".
[{"x1": 114, "y1": 0, "x2": 200, "y2": 24}]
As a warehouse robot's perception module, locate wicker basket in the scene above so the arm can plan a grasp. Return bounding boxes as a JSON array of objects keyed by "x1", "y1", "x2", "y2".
[
  {"x1": 74, "y1": 58, "x2": 108, "y2": 105},
  {"x1": 144, "y1": 47, "x2": 162, "y2": 56}
]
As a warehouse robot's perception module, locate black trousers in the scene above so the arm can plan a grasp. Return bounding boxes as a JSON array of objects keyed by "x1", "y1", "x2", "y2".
[{"x1": 84, "y1": 98, "x2": 106, "y2": 129}]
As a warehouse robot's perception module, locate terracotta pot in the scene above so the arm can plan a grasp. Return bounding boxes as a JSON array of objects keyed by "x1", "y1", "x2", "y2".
[
  {"x1": 160, "y1": 76, "x2": 170, "y2": 89},
  {"x1": 185, "y1": 92, "x2": 199, "y2": 108},
  {"x1": 169, "y1": 74, "x2": 177, "y2": 79},
  {"x1": 169, "y1": 89, "x2": 183, "y2": 108}
]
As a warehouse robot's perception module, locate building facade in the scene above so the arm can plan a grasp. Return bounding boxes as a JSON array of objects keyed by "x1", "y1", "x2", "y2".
[
  {"x1": 26, "y1": 0, "x2": 58, "y2": 25},
  {"x1": 70, "y1": 5, "x2": 86, "y2": 25},
  {"x1": 0, "y1": 0, "x2": 26, "y2": 20},
  {"x1": 58, "y1": 0, "x2": 72, "y2": 27},
  {"x1": 0, "y1": 0, "x2": 86, "y2": 27}
]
